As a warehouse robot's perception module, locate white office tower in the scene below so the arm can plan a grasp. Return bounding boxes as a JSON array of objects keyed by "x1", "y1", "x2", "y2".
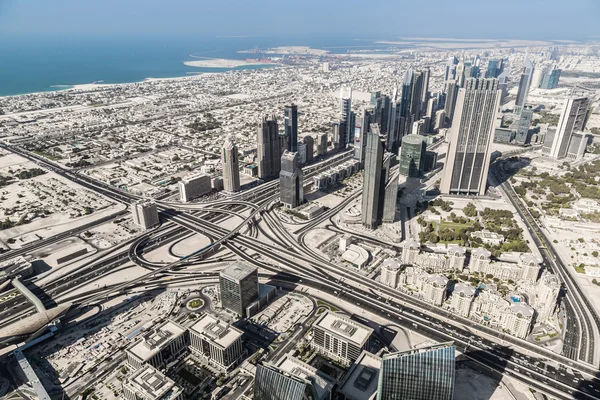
[
  {"x1": 189, "y1": 314, "x2": 244, "y2": 372},
  {"x1": 450, "y1": 283, "x2": 476, "y2": 317},
  {"x1": 543, "y1": 96, "x2": 591, "y2": 160},
  {"x1": 440, "y1": 78, "x2": 501, "y2": 196},
  {"x1": 380, "y1": 259, "x2": 402, "y2": 288},
  {"x1": 221, "y1": 137, "x2": 241, "y2": 192},
  {"x1": 131, "y1": 200, "x2": 159, "y2": 230},
  {"x1": 179, "y1": 173, "x2": 212, "y2": 202}
]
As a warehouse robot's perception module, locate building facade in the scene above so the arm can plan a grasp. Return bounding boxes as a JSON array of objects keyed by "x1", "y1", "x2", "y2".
[
  {"x1": 219, "y1": 263, "x2": 259, "y2": 317},
  {"x1": 377, "y1": 343, "x2": 455, "y2": 400},
  {"x1": 543, "y1": 97, "x2": 590, "y2": 159},
  {"x1": 440, "y1": 78, "x2": 501, "y2": 196},
  {"x1": 179, "y1": 173, "x2": 212, "y2": 202},
  {"x1": 122, "y1": 364, "x2": 183, "y2": 400},
  {"x1": 221, "y1": 137, "x2": 240, "y2": 192},
  {"x1": 284, "y1": 104, "x2": 298, "y2": 152},
  {"x1": 257, "y1": 116, "x2": 282, "y2": 179},
  {"x1": 189, "y1": 314, "x2": 244, "y2": 371},
  {"x1": 132, "y1": 200, "x2": 160, "y2": 230},
  {"x1": 399, "y1": 134, "x2": 426, "y2": 178},
  {"x1": 280, "y1": 150, "x2": 304, "y2": 209}
]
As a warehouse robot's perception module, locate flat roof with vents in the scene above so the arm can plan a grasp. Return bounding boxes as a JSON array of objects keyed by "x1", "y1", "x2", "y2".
[
  {"x1": 314, "y1": 312, "x2": 373, "y2": 347},
  {"x1": 191, "y1": 314, "x2": 243, "y2": 349}
]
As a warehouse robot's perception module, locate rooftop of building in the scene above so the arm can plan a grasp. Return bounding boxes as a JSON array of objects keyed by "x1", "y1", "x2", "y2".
[
  {"x1": 181, "y1": 172, "x2": 210, "y2": 183},
  {"x1": 383, "y1": 341, "x2": 455, "y2": 359},
  {"x1": 402, "y1": 239, "x2": 420, "y2": 250},
  {"x1": 220, "y1": 262, "x2": 257, "y2": 282},
  {"x1": 125, "y1": 364, "x2": 182, "y2": 400},
  {"x1": 519, "y1": 253, "x2": 540, "y2": 266},
  {"x1": 127, "y1": 320, "x2": 186, "y2": 362},
  {"x1": 315, "y1": 311, "x2": 373, "y2": 346},
  {"x1": 471, "y1": 248, "x2": 491, "y2": 258},
  {"x1": 401, "y1": 134, "x2": 425, "y2": 146},
  {"x1": 0, "y1": 256, "x2": 32, "y2": 278},
  {"x1": 447, "y1": 245, "x2": 466, "y2": 256},
  {"x1": 453, "y1": 283, "x2": 476, "y2": 297},
  {"x1": 342, "y1": 244, "x2": 369, "y2": 267},
  {"x1": 338, "y1": 350, "x2": 382, "y2": 400},
  {"x1": 381, "y1": 258, "x2": 401, "y2": 271},
  {"x1": 275, "y1": 355, "x2": 335, "y2": 400},
  {"x1": 427, "y1": 274, "x2": 449, "y2": 287},
  {"x1": 509, "y1": 302, "x2": 534, "y2": 318},
  {"x1": 190, "y1": 314, "x2": 243, "y2": 348},
  {"x1": 471, "y1": 230, "x2": 504, "y2": 240}
]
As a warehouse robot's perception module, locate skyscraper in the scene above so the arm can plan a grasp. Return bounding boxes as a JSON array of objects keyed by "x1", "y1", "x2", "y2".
[
  {"x1": 497, "y1": 69, "x2": 510, "y2": 104},
  {"x1": 455, "y1": 59, "x2": 466, "y2": 87},
  {"x1": 303, "y1": 135, "x2": 314, "y2": 163},
  {"x1": 443, "y1": 80, "x2": 459, "y2": 126},
  {"x1": 485, "y1": 59, "x2": 501, "y2": 78},
  {"x1": 514, "y1": 106, "x2": 533, "y2": 145},
  {"x1": 420, "y1": 67, "x2": 431, "y2": 115},
  {"x1": 441, "y1": 78, "x2": 501, "y2": 196},
  {"x1": 219, "y1": 263, "x2": 259, "y2": 317},
  {"x1": 515, "y1": 58, "x2": 534, "y2": 110},
  {"x1": 377, "y1": 342, "x2": 456, "y2": 400},
  {"x1": 399, "y1": 68, "x2": 426, "y2": 137},
  {"x1": 543, "y1": 96, "x2": 591, "y2": 159},
  {"x1": 383, "y1": 170, "x2": 399, "y2": 223},
  {"x1": 340, "y1": 87, "x2": 355, "y2": 147},
  {"x1": 284, "y1": 104, "x2": 298, "y2": 152},
  {"x1": 355, "y1": 108, "x2": 375, "y2": 164},
  {"x1": 254, "y1": 361, "x2": 333, "y2": 400},
  {"x1": 257, "y1": 116, "x2": 281, "y2": 180},
  {"x1": 540, "y1": 65, "x2": 561, "y2": 89},
  {"x1": 444, "y1": 56, "x2": 458, "y2": 81},
  {"x1": 361, "y1": 126, "x2": 385, "y2": 229},
  {"x1": 221, "y1": 137, "x2": 240, "y2": 192},
  {"x1": 280, "y1": 151, "x2": 304, "y2": 208},
  {"x1": 399, "y1": 134, "x2": 426, "y2": 178}
]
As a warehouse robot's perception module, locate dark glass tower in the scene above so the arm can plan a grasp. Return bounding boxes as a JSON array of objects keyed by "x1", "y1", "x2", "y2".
[
  {"x1": 377, "y1": 343, "x2": 456, "y2": 400},
  {"x1": 399, "y1": 134, "x2": 426, "y2": 178},
  {"x1": 280, "y1": 151, "x2": 303, "y2": 208},
  {"x1": 257, "y1": 116, "x2": 282, "y2": 179},
  {"x1": 219, "y1": 263, "x2": 259, "y2": 317},
  {"x1": 284, "y1": 104, "x2": 298, "y2": 152},
  {"x1": 254, "y1": 364, "x2": 318, "y2": 400}
]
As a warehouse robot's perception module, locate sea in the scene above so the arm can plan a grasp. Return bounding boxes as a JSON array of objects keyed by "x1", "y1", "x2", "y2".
[{"x1": 0, "y1": 35, "x2": 400, "y2": 97}]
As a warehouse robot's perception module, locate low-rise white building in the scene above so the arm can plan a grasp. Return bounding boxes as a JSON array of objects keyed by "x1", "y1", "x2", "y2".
[
  {"x1": 126, "y1": 320, "x2": 187, "y2": 371},
  {"x1": 503, "y1": 303, "x2": 535, "y2": 339},
  {"x1": 470, "y1": 230, "x2": 505, "y2": 246},
  {"x1": 401, "y1": 239, "x2": 420, "y2": 264},
  {"x1": 122, "y1": 364, "x2": 183, "y2": 400}
]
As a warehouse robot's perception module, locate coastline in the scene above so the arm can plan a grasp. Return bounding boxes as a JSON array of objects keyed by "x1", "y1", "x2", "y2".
[{"x1": 184, "y1": 58, "x2": 277, "y2": 69}]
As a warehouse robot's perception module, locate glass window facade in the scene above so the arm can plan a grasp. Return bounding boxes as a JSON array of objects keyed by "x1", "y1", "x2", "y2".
[{"x1": 377, "y1": 343, "x2": 455, "y2": 400}]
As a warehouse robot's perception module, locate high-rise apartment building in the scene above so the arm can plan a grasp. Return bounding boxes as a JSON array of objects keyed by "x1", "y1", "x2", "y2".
[
  {"x1": 317, "y1": 133, "x2": 328, "y2": 156},
  {"x1": 543, "y1": 96, "x2": 591, "y2": 159},
  {"x1": 340, "y1": 87, "x2": 356, "y2": 147},
  {"x1": 399, "y1": 134, "x2": 426, "y2": 178},
  {"x1": 219, "y1": 263, "x2": 259, "y2": 317},
  {"x1": 284, "y1": 104, "x2": 298, "y2": 152},
  {"x1": 221, "y1": 137, "x2": 240, "y2": 192},
  {"x1": 498, "y1": 69, "x2": 510, "y2": 104},
  {"x1": 280, "y1": 151, "x2": 304, "y2": 208},
  {"x1": 540, "y1": 65, "x2": 561, "y2": 89},
  {"x1": 377, "y1": 343, "x2": 456, "y2": 400},
  {"x1": 257, "y1": 116, "x2": 282, "y2": 179},
  {"x1": 514, "y1": 106, "x2": 533, "y2": 145},
  {"x1": 485, "y1": 59, "x2": 502, "y2": 78},
  {"x1": 131, "y1": 200, "x2": 160, "y2": 230},
  {"x1": 444, "y1": 56, "x2": 458, "y2": 81},
  {"x1": 515, "y1": 58, "x2": 534, "y2": 110},
  {"x1": 441, "y1": 78, "x2": 501, "y2": 196}
]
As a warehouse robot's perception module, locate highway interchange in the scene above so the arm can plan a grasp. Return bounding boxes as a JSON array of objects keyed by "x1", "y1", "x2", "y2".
[{"x1": 1, "y1": 143, "x2": 600, "y2": 399}]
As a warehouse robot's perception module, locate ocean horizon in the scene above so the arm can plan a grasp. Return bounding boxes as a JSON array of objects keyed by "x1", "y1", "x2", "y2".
[{"x1": 0, "y1": 35, "x2": 400, "y2": 97}]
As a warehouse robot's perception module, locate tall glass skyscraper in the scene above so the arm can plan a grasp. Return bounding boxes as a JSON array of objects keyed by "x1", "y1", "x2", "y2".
[
  {"x1": 377, "y1": 342, "x2": 456, "y2": 400},
  {"x1": 515, "y1": 58, "x2": 534, "y2": 109},
  {"x1": 257, "y1": 116, "x2": 281, "y2": 179},
  {"x1": 254, "y1": 363, "x2": 317, "y2": 400},
  {"x1": 284, "y1": 104, "x2": 299, "y2": 152},
  {"x1": 440, "y1": 78, "x2": 501, "y2": 196},
  {"x1": 399, "y1": 134, "x2": 426, "y2": 178},
  {"x1": 219, "y1": 263, "x2": 259, "y2": 317}
]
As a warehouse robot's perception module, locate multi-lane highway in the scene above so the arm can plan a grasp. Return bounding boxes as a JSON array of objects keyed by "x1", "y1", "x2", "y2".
[{"x1": 2, "y1": 142, "x2": 600, "y2": 399}]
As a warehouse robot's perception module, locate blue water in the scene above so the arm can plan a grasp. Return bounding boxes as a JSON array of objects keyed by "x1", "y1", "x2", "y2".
[{"x1": 0, "y1": 35, "x2": 394, "y2": 97}]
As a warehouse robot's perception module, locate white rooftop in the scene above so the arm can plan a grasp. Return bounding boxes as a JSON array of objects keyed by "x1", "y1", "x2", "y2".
[
  {"x1": 125, "y1": 364, "x2": 182, "y2": 400},
  {"x1": 315, "y1": 312, "x2": 373, "y2": 347},
  {"x1": 127, "y1": 320, "x2": 186, "y2": 362},
  {"x1": 190, "y1": 313, "x2": 243, "y2": 349}
]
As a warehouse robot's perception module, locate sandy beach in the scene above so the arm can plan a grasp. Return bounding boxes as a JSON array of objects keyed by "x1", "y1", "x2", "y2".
[
  {"x1": 376, "y1": 38, "x2": 556, "y2": 49},
  {"x1": 184, "y1": 58, "x2": 276, "y2": 69}
]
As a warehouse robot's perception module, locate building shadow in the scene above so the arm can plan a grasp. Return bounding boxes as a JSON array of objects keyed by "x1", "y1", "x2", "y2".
[
  {"x1": 458, "y1": 346, "x2": 514, "y2": 400},
  {"x1": 488, "y1": 156, "x2": 532, "y2": 187}
]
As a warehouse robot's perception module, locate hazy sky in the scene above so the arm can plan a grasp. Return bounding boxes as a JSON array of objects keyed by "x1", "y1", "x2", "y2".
[{"x1": 0, "y1": 0, "x2": 598, "y2": 40}]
